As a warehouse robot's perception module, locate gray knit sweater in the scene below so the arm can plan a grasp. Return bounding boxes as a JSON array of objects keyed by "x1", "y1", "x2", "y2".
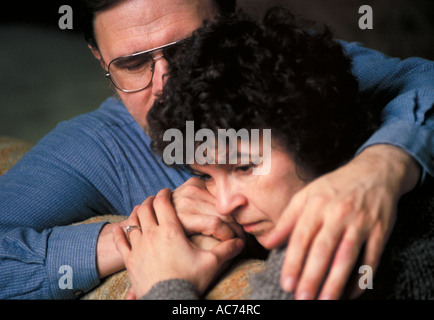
[{"x1": 142, "y1": 247, "x2": 294, "y2": 300}]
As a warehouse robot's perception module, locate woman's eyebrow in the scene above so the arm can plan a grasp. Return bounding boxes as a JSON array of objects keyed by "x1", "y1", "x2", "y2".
[
  {"x1": 235, "y1": 151, "x2": 253, "y2": 164},
  {"x1": 190, "y1": 167, "x2": 209, "y2": 177}
]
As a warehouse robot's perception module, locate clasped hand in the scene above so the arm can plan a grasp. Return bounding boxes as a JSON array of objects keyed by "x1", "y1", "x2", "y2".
[{"x1": 113, "y1": 188, "x2": 244, "y2": 299}]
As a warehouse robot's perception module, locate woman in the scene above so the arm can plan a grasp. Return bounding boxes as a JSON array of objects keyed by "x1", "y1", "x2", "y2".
[{"x1": 113, "y1": 8, "x2": 433, "y2": 299}]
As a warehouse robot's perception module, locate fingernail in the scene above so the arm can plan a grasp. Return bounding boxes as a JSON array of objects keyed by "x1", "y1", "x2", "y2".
[
  {"x1": 318, "y1": 293, "x2": 332, "y2": 300},
  {"x1": 282, "y1": 276, "x2": 295, "y2": 292},
  {"x1": 296, "y1": 291, "x2": 313, "y2": 300}
]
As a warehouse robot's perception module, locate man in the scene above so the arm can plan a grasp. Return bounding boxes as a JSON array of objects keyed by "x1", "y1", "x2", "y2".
[{"x1": 0, "y1": 0, "x2": 432, "y2": 299}]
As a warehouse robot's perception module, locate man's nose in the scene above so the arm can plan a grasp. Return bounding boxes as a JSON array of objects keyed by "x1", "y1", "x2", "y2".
[{"x1": 151, "y1": 56, "x2": 168, "y2": 95}]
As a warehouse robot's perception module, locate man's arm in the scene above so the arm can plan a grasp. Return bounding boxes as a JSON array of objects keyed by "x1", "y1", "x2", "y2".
[
  {"x1": 0, "y1": 118, "x2": 122, "y2": 299},
  {"x1": 344, "y1": 40, "x2": 434, "y2": 179},
  {"x1": 268, "y1": 42, "x2": 434, "y2": 299}
]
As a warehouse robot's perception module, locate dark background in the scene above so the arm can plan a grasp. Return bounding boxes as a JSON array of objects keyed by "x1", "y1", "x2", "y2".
[{"x1": 1, "y1": 0, "x2": 433, "y2": 143}]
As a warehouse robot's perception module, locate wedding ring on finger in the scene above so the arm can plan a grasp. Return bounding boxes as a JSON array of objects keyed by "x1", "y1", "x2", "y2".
[{"x1": 125, "y1": 225, "x2": 141, "y2": 242}]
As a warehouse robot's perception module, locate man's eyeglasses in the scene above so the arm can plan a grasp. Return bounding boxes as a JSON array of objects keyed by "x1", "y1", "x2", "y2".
[{"x1": 105, "y1": 38, "x2": 190, "y2": 93}]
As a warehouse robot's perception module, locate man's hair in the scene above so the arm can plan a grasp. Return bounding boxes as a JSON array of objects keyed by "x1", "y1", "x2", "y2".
[
  {"x1": 79, "y1": 0, "x2": 237, "y2": 49},
  {"x1": 147, "y1": 7, "x2": 379, "y2": 176}
]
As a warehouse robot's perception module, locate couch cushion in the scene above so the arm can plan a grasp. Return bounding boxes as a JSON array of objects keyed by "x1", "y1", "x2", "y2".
[{"x1": 0, "y1": 136, "x2": 33, "y2": 176}]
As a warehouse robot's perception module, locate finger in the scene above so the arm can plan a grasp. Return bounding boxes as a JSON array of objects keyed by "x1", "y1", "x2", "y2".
[
  {"x1": 153, "y1": 188, "x2": 184, "y2": 232},
  {"x1": 113, "y1": 224, "x2": 131, "y2": 258},
  {"x1": 125, "y1": 288, "x2": 136, "y2": 300},
  {"x1": 120, "y1": 205, "x2": 141, "y2": 230},
  {"x1": 136, "y1": 196, "x2": 158, "y2": 228},
  {"x1": 181, "y1": 212, "x2": 236, "y2": 241},
  {"x1": 129, "y1": 205, "x2": 142, "y2": 227},
  {"x1": 266, "y1": 190, "x2": 306, "y2": 248},
  {"x1": 279, "y1": 203, "x2": 322, "y2": 293},
  {"x1": 172, "y1": 177, "x2": 216, "y2": 207},
  {"x1": 293, "y1": 224, "x2": 344, "y2": 300},
  {"x1": 174, "y1": 196, "x2": 217, "y2": 217},
  {"x1": 210, "y1": 238, "x2": 245, "y2": 266},
  {"x1": 181, "y1": 176, "x2": 208, "y2": 189},
  {"x1": 316, "y1": 227, "x2": 365, "y2": 300},
  {"x1": 363, "y1": 221, "x2": 388, "y2": 272},
  {"x1": 348, "y1": 221, "x2": 387, "y2": 299},
  {"x1": 130, "y1": 205, "x2": 140, "y2": 219},
  {"x1": 172, "y1": 178, "x2": 240, "y2": 240}
]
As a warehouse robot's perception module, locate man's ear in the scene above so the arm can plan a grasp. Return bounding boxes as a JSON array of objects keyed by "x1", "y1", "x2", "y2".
[{"x1": 88, "y1": 44, "x2": 107, "y2": 70}]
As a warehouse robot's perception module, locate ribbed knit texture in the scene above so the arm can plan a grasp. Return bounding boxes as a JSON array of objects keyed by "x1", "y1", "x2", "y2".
[
  {"x1": 141, "y1": 247, "x2": 295, "y2": 300},
  {"x1": 359, "y1": 178, "x2": 434, "y2": 299},
  {"x1": 143, "y1": 279, "x2": 200, "y2": 300}
]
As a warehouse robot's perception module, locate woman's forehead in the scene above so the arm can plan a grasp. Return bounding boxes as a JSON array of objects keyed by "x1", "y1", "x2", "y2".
[{"x1": 188, "y1": 129, "x2": 272, "y2": 164}]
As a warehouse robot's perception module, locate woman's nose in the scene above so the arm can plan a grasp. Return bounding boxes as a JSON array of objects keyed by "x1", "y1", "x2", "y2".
[{"x1": 215, "y1": 183, "x2": 247, "y2": 216}]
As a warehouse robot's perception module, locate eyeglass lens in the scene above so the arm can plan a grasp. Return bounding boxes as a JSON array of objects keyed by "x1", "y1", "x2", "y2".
[
  {"x1": 109, "y1": 53, "x2": 155, "y2": 92},
  {"x1": 108, "y1": 39, "x2": 189, "y2": 92}
]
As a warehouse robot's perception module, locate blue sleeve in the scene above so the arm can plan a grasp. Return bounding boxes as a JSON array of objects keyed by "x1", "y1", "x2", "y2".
[
  {"x1": 0, "y1": 119, "x2": 122, "y2": 299},
  {"x1": 341, "y1": 41, "x2": 434, "y2": 182},
  {"x1": 0, "y1": 223, "x2": 105, "y2": 299}
]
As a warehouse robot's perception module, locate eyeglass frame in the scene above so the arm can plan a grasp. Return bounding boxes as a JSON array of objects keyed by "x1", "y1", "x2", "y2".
[{"x1": 105, "y1": 37, "x2": 190, "y2": 93}]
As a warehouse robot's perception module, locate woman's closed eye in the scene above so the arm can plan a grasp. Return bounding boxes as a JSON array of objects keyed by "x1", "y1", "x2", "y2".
[
  {"x1": 197, "y1": 173, "x2": 212, "y2": 181},
  {"x1": 235, "y1": 164, "x2": 256, "y2": 174}
]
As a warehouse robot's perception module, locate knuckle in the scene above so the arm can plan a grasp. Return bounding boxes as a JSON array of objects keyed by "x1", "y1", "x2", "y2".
[
  {"x1": 305, "y1": 193, "x2": 330, "y2": 213},
  {"x1": 184, "y1": 183, "x2": 201, "y2": 194},
  {"x1": 290, "y1": 227, "x2": 310, "y2": 247},
  {"x1": 206, "y1": 252, "x2": 220, "y2": 267},
  {"x1": 289, "y1": 191, "x2": 304, "y2": 207},
  {"x1": 207, "y1": 216, "x2": 222, "y2": 232},
  {"x1": 340, "y1": 234, "x2": 358, "y2": 253},
  {"x1": 312, "y1": 236, "x2": 334, "y2": 255},
  {"x1": 153, "y1": 193, "x2": 166, "y2": 207},
  {"x1": 173, "y1": 195, "x2": 195, "y2": 209},
  {"x1": 329, "y1": 198, "x2": 358, "y2": 222},
  {"x1": 335, "y1": 232, "x2": 361, "y2": 262},
  {"x1": 188, "y1": 176, "x2": 204, "y2": 184},
  {"x1": 163, "y1": 225, "x2": 179, "y2": 240},
  {"x1": 136, "y1": 203, "x2": 150, "y2": 217}
]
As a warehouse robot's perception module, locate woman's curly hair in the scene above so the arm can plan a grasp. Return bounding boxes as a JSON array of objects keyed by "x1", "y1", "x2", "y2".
[{"x1": 147, "y1": 7, "x2": 378, "y2": 176}]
